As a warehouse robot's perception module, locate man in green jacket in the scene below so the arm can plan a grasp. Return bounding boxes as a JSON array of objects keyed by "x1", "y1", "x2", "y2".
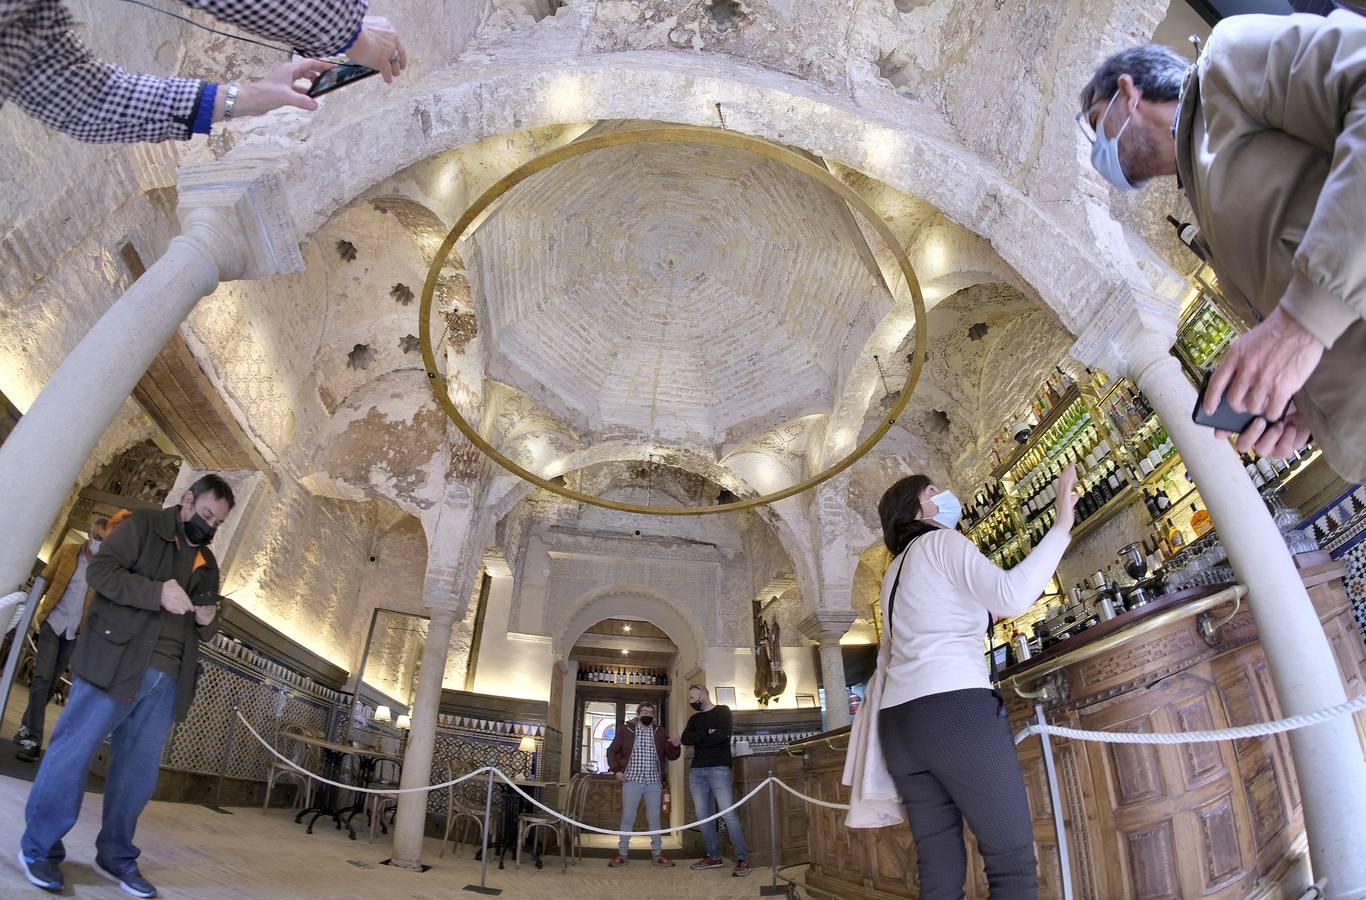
[
  {"x1": 13, "y1": 516, "x2": 108, "y2": 762},
  {"x1": 17, "y1": 475, "x2": 234, "y2": 898},
  {"x1": 1077, "y1": 10, "x2": 1366, "y2": 483}
]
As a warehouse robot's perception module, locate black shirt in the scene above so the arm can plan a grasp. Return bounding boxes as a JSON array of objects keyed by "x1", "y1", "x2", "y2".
[{"x1": 681, "y1": 705, "x2": 733, "y2": 768}]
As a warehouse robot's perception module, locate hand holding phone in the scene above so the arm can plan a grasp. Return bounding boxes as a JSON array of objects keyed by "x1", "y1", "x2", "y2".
[{"x1": 1193, "y1": 369, "x2": 1279, "y2": 434}]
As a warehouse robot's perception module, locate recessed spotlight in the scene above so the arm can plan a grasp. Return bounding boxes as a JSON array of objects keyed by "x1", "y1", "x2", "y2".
[
  {"x1": 623, "y1": 624, "x2": 632, "y2": 633},
  {"x1": 620, "y1": 649, "x2": 629, "y2": 656}
]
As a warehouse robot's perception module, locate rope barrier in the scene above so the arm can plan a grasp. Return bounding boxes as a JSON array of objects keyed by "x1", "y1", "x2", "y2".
[
  {"x1": 1013, "y1": 692, "x2": 1366, "y2": 746},
  {"x1": 234, "y1": 709, "x2": 856, "y2": 834}
]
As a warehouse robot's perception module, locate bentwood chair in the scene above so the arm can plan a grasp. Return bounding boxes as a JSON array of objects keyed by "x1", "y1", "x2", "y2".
[
  {"x1": 440, "y1": 762, "x2": 489, "y2": 857},
  {"x1": 262, "y1": 724, "x2": 320, "y2": 813},
  {"x1": 364, "y1": 756, "x2": 403, "y2": 842},
  {"x1": 515, "y1": 781, "x2": 570, "y2": 873},
  {"x1": 561, "y1": 774, "x2": 593, "y2": 865}
]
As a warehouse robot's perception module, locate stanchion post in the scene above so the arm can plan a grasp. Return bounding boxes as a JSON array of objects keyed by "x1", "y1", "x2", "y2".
[
  {"x1": 760, "y1": 773, "x2": 785, "y2": 897},
  {"x1": 464, "y1": 769, "x2": 500, "y2": 895},
  {"x1": 1034, "y1": 704, "x2": 1072, "y2": 900},
  {"x1": 204, "y1": 707, "x2": 238, "y2": 815}
]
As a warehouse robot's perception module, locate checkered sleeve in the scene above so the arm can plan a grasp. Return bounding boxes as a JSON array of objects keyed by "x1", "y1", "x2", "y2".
[
  {"x1": 181, "y1": 0, "x2": 369, "y2": 58},
  {"x1": 7, "y1": 0, "x2": 207, "y2": 143}
]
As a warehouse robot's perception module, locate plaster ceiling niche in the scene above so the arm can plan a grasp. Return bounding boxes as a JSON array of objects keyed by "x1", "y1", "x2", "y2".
[
  {"x1": 462, "y1": 122, "x2": 894, "y2": 455},
  {"x1": 868, "y1": 282, "x2": 1075, "y2": 488}
]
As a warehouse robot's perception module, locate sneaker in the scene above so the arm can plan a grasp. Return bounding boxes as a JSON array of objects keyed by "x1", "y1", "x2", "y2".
[
  {"x1": 16, "y1": 851, "x2": 63, "y2": 893},
  {"x1": 690, "y1": 856, "x2": 724, "y2": 870},
  {"x1": 14, "y1": 725, "x2": 33, "y2": 744},
  {"x1": 95, "y1": 857, "x2": 158, "y2": 898},
  {"x1": 15, "y1": 738, "x2": 39, "y2": 763},
  {"x1": 608, "y1": 854, "x2": 628, "y2": 868},
  {"x1": 653, "y1": 854, "x2": 675, "y2": 867},
  {"x1": 733, "y1": 859, "x2": 752, "y2": 877}
]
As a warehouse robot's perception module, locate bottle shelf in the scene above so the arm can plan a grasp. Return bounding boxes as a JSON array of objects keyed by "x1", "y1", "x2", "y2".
[
  {"x1": 994, "y1": 385, "x2": 1083, "y2": 481},
  {"x1": 1069, "y1": 483, "x2": 1143, "y2": 543}
]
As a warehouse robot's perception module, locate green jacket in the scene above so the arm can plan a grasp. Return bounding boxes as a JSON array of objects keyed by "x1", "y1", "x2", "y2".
[{"x1": 75, "y1": 506, "x2": 221, "y2": 721}]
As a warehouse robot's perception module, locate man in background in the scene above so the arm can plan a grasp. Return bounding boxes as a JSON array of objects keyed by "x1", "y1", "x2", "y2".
[
  {"x1": 681, "y1": 684, "x2": 750, "y2": 877},
  {"x1": 18, "y1": 475, "x2": 233, "y2": 898},
  {"x1": 606, "y1": 701, "x2": 680, "y2": 868},
  {"x1": 12, "y1": 517, "x2": 109, "y2": 763},
  {"x1": 1077, "y1": 10, "x2": 1366, "y2": 483}
]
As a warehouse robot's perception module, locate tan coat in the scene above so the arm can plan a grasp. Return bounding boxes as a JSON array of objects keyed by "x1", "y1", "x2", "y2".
[
  {"x1": 1175, "y1": 10, "x2": 1366, "y2": 483},
  {"x1": 33, "y1": 540, "x2": 96, "y2": 630}
]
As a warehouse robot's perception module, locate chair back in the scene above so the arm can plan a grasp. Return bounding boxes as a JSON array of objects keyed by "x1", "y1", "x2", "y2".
[{"x1": 372, "y1": 755, "x2": 402, "y2": 788}]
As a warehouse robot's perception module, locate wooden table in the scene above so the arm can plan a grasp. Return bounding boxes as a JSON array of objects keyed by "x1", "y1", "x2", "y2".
[{"x1": 290, "y1": 734, "x2": 390, "y2": 840}]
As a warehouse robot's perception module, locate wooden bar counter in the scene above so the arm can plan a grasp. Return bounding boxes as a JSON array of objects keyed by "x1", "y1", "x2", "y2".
[{"x1": 788, "y1": 560, "x2": 1366, "y2": 900}]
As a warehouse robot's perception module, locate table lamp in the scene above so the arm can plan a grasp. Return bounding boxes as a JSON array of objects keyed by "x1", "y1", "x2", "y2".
[
  {"x1": 519, "y1": 735, "x2": 538, "y2": 777},
  {"x1": 395, "y1": 714, "x2": 411, "y2": 730},
  {"x1": 373, "y1": 705, "x2": 392, "y2": 725}
]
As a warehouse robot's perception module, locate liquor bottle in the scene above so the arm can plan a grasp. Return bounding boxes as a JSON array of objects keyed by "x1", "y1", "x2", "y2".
[
  {"x1": 1167, "y1": 215, "x2": 1210, "y2": 262},
  {"x1": 1190, "y1": 503, "x2": 1213, "y2": 537},
  {"x1": 1167, "y1": 521, "x2": 1188, "y2": 552},
  {"x1": 1056, "y1": 365, "x2": 1075, "y2": 392},
  {"x1": 1143, "y1": 489, "x2": 1160, "y2": 519},
  {"x1": 1155, "y1": 487, "x2": 1171, "y2": 514}
]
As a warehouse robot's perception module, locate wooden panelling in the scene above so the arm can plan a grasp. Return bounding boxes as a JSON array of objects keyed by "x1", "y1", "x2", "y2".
[
  {"x1": 1196, "y1": 793, "x2": 1244, "y2": 890},
  {"x1": 1171, "y1": 696, "x2": 1226, "y2": 789}
]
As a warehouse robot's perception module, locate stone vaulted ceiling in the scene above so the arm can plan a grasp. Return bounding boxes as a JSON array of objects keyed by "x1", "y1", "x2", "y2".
[{"x1": 465, "y1": 131, "x2": 894, "y2": 449}]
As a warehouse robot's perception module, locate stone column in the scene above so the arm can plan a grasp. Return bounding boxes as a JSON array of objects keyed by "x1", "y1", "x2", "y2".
[
  {"x1": 390, "y1": 605, "x2": 458, "y2": 868},
  {"x1": 0, "y1": 164, "x2": 302, "y2": 599},
  {"x1": 798, "y1": 610, "x2": 858, "y2": 730},
  {"x1": 1075, "y1": 303, "x2": 1366, "y2": 899}
]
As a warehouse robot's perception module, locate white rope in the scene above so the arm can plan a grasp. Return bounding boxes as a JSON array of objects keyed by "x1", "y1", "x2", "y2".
[
  {"x1": 234, "y1": 710, "x2": 493, "y2": 795},
  {"x1": 235, "y1": 710, "x2": 854, "y2": 833},
  {"x1": 1014, "y1": 692, "x2": 1366, "y2": 746}
]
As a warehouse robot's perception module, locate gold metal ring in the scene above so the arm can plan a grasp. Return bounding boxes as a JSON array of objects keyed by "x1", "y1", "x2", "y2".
[{"x1": 419, "y1": 124, "x2": 926, "y2": 516}]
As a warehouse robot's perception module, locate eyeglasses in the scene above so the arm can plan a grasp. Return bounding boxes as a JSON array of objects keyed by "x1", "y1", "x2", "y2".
[{"x1": 1075, "y1": 109, "x2": 1098, "y2": 146}]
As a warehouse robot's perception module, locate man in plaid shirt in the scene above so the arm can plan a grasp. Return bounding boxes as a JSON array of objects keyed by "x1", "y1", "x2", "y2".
[
  {"x1": 0, "y1": 0, "x2": 406, "y2": 143},
  {"x1": 605, "y1": 701, "x2": 681, "y2": 868}
]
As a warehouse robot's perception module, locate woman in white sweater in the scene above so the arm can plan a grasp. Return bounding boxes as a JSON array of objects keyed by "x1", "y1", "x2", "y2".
[{"x1": 875, "y1": 465, "x2": 1078, "y2": 900}]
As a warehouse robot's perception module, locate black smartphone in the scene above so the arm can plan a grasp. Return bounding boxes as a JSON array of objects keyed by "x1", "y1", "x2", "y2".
[
  {"x1": 306, "y1": 62, "x2": 378, "y2": 98},
  {"x1": 1192, "y1": 369, "x2": 1269, "y2": 433}
]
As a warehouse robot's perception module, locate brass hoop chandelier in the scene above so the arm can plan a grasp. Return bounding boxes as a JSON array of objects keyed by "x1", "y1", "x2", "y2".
[{"x1": 419, "y1": 124, "x2": 926, "y2": 516}]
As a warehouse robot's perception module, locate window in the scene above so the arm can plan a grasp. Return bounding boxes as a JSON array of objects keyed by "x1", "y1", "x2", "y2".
[{"x1": 582, "y1": 700, "x2": 617, "y2": 774}]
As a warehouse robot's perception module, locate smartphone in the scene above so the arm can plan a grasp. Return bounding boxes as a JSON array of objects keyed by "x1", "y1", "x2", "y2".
[
  {"x1": 306, "y1": 62, "x2": 378, "y2": 98},
  {"x1": 1192, "y1": 369, "x2": 1272, "y2": 433}
]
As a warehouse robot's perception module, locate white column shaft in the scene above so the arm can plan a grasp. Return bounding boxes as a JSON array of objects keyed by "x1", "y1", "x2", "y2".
[
  {"x1": 391, "y1": 607, "x2": 457, "y2": 867},
  {"x1": 819, "y1": 643, "x2": 850, "y2": 730}
]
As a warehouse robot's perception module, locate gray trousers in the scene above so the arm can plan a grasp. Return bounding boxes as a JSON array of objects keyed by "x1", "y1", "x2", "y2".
[
  {"x1": 22, "y1": 622, "x2": 77, "y2": 744},
  {"x1": 878, "y1": 688, "x2": 1037, "y2": 900}
]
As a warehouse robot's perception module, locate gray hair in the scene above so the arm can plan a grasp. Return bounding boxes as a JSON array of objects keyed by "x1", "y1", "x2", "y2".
[{"x1": 1079, "y1": 44, "x2": 1189, "y2": 114}]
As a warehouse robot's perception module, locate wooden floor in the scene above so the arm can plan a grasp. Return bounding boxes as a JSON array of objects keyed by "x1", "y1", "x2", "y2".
[{"x1": 0, "y1": 774, "x2": 796, "y2": 899}]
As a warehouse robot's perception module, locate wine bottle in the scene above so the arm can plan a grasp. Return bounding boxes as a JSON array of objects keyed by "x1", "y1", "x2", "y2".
[{"x1": 1166, "y1": 215, "x2": 1210, "y2": 262}]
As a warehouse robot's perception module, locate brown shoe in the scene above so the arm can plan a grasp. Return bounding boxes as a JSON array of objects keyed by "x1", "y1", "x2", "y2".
[
  {"x1": 653, "y1": 854, "x2": 675, "y2": 867},
  {"x1": 608, "y1": 855, "x2": 627, "y2": 868},
  {"x1": 690, "y1": 856, "x2": 724, "y2": 870},
  {"x1": 733, "y1": 860, "x2": 752, "y2": 877}
]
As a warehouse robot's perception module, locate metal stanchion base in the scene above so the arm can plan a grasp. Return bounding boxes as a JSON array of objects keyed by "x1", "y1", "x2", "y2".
[
  {"x1": 380, "y1": 859, "x2": 431, "y2": 873},
  {"x1": 462, "y1": 886, "x2": 501, "y2": 895},
  {"x1": 759, "y1": 885, "x2": 788, "y2": 896},
  {"x1": 201, "y1": 805, "x2": 233, "y2": 815}
]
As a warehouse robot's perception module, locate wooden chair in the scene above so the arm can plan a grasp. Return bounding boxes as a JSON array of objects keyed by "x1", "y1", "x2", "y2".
[
  {"x1": 515, "y1": 781, "x2": 569, "y2": 873},
  {"x1": 363, "y1": 756, "x2": 403, "y2": 842},
  {"x1": 261, "y1": 724, "x2": 319, "y2": 813},
  {"x1": 562, "y1": 774, "x2": 593, "y2": 865},
  {"x1": 440, "y1": 762, "x2": 489, "y2": 858}
]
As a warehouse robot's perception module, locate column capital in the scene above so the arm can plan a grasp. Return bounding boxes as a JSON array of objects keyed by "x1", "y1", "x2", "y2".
[
  {"x1": 424, "y1": 606, "x2": 460, "y2": 628},
  {"x1": 176, "y1": 160, "x2": 304, "y2": 281},
  {"x1": 798, "y1": 610, "x2": 859, "y2": 646},
  {"x1": 1070, "y1": 283, "x2": 1182, "y2": 379}
]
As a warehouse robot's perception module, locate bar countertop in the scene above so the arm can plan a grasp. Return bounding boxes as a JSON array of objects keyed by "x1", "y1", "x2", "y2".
[{"x1": 995, "y1": 581, "x2": 1237, "y2": 684}]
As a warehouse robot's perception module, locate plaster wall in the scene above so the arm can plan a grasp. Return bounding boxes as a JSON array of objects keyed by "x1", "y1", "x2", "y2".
[{"x1": 702, "y1": 644, "x2": 818, "y2": 712}]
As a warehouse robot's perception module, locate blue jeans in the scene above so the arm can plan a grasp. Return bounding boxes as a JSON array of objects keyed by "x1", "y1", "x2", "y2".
[
  {"x1": 21, "y1": 669, "x2": 177, "y2": 875},
  {"x1": 688, "y1": 766, "x2": 747, "y2": 861},
  {"x1": 618, "y1": 780, "x2": 662, "y2": 855}
]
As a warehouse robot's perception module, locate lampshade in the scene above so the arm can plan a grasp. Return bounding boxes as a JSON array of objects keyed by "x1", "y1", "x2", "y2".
[
  {"x1": 373, "y1": 705, "x2": 392, "y2": 724},
  {"x1": 518, "y1": 735, "x2": 537, "y2": 753},
  {"x1": 395, "y1": 714, "x2": 412, "y2": 730}
]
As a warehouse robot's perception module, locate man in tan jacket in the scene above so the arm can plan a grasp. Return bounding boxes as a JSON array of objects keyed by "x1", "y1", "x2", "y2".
[
  {"x1": 13, "y1": 517, "x2": 108, "y2": 762},
  {"x1": 1078, "y1": 10, "x2": 1366, "y2": 483}
]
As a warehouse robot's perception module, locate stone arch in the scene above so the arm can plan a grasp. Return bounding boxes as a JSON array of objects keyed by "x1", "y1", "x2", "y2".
[
  {"x1": 227, "y1": 53, "x2": 1135, "y2": 336},
  {"x1": 553, "y1": 584, "x2": 707, "y2": 679}
]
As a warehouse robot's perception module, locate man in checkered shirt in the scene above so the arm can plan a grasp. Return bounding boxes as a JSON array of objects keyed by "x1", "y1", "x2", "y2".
[
  {"x1": 605, "y1": 701, "x2": 681, "y2": 868},
  {"x1": 0, "y1": 0, "x2": 407, "y2": 143}
]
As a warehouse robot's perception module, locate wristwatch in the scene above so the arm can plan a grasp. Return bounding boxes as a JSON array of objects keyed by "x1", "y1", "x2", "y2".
[{"x1": 224, "y1": 82, "x2": 240, "y2": 120}]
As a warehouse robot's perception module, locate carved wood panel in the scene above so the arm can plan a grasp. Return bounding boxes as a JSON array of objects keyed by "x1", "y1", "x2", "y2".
[
  {"x1": 1106, "y1": 717, "x2": 1166, "y2": 808},
  {"x1": 1195, "y1": 792, "x2": 1244, "y2": 891},
  {"x1": 1124, "y1": 819, "x2": 1180, "y2": 900},
  {"x1": 1170, "y1": 695, "x2": 1226, "y2": 790}
]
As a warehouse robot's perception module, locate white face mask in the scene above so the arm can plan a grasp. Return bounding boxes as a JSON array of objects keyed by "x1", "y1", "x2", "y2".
[
  {"x1": 88, "y1": 539, "x2": 102, "y2": 554},
  {"x1": 929, "y1": 490, "x2": 963, "y2": 530},
  {"x1": 1090, "y1": 93, "x2": 1139, "y2": 191}
]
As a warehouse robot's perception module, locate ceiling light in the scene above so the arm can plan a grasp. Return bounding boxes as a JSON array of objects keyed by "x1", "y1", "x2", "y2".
[
  {"x1": 621, "y1": 649, "x2": 629, "y2": 656},
  {"x1": 623, "y1": 624, "x2": 631, "y2": 633}
]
